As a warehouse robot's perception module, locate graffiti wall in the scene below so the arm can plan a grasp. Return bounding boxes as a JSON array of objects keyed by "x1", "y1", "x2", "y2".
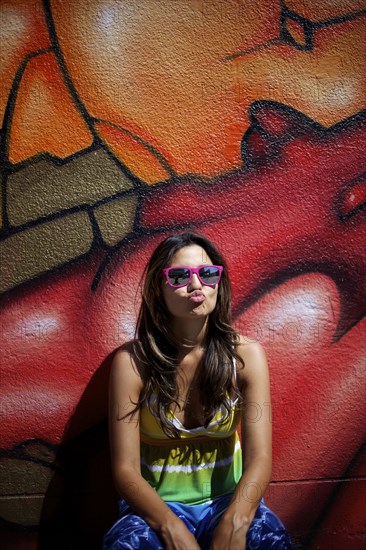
[{"x1": 1, "y1": 0, "x2": 365, "y2": 548}]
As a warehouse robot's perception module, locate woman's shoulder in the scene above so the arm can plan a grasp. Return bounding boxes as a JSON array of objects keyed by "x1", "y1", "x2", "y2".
[
  {"x1": 236, "y1": 334, "x2": 266, "y2": 353},
  {"x1": 235, "y1": 334, "x2": 269, "y2": 386},
  {"x1": 112, "y1": 340, "x2": 138, "y2": 362},
  {"x1": 111, "y1": 340, "x2": 146, "y2": 387}
]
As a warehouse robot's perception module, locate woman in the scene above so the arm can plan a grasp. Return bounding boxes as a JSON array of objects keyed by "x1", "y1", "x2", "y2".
[{"x1": 104, "y1": 232, "x2": 291, "y2": 549}]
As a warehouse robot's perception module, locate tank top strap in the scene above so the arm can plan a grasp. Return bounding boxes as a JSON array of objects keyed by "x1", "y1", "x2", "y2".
[
  {"x1": 233, "y1": 352, "x2": 240, "y2": 386},
  {"x1": 230, "y1": 355, "x2": 241, "y2": 403}
]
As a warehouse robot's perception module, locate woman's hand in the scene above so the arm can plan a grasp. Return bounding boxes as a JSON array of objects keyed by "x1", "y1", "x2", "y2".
[
  {"x1": 160, "y1": 510, "x2": 201, "y2": 550},
  {"x1": 209, "y1": 510, "x2": 250, "y2": 550}
]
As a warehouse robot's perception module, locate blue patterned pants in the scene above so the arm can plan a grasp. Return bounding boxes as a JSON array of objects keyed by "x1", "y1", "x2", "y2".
[{"x1": 103, "y1": 493, "x2": 292, "y2": 549}]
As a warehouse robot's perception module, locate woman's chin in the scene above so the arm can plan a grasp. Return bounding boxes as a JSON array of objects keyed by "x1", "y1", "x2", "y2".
[{"x1": 189, "y1": 304, "x2": 212, "y2": 317}]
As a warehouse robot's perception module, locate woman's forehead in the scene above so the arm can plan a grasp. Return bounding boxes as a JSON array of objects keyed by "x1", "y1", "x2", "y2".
[{"x1": 170, "y1": 245, "x2": 212, "y2": 266}]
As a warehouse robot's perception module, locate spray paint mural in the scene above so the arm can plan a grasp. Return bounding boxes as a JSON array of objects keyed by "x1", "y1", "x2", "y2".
[{"x1": 1, "y1": 0, "x2": 365, "y2": 548}]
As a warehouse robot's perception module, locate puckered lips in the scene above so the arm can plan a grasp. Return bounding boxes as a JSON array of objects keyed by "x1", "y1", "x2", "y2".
[{"x1": 188, "y1": 290, "x2": 205, "y2": 303}]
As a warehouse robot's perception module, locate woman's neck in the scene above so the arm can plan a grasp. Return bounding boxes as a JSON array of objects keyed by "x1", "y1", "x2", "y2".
[{"x1": 170, "y1": 317, "x2": 208, "y2": 352}]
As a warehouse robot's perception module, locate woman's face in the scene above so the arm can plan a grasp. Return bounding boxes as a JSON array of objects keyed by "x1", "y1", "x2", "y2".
[{"x1": 162, "y1": 244, "x2": 219, "y2": 321}]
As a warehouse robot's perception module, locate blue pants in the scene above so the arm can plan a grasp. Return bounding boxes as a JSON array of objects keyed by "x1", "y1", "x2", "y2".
[{"x1": 103, "y1": 493, "x2": 292, "y2": 549}]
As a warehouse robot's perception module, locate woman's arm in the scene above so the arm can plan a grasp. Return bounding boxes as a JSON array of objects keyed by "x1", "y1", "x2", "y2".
[
  {"x1": 109, "y1": 347, "x2": 200, "y2": 550},
  {"x1": 210, "y1": 337, "x2": 272, "y2": 550}
]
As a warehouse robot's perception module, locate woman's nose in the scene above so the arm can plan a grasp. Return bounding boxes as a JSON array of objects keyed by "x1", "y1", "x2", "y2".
[{"x1": 188, "y1": 273, "x2": 202, "y2": 289}]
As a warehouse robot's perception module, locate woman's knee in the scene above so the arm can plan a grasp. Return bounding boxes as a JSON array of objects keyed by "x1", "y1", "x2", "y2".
[
  {"x1": 246, "y1": 502, "x2": 292, "y2": 549},
  {"x1": 103, "y1": 513, "x2": 165, "y2": 549}
]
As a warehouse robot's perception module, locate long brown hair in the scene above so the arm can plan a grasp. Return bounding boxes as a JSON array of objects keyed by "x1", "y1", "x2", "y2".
[{"x1": 132, "y1": 232, "x2": 244, "y2": 438}]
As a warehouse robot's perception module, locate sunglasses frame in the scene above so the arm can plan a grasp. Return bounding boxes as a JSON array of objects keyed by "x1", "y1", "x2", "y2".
[{"x1": 162, "y1": 265, "x2": 224, "y2": 288}]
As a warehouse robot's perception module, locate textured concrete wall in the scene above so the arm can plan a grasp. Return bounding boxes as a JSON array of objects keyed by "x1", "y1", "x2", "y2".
[{"x1": 1, "y1": 1, "x2": 365, "y2": 548}]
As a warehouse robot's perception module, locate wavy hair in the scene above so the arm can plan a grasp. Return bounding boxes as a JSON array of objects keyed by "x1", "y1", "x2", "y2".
[{"x1": 131, "y1": 232, "x2": 244, "y2": 438}]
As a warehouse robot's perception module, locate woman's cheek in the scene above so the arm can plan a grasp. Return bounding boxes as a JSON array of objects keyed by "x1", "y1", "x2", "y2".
[
  {"x1": 209, "y1": 291, "x2": 219, "y2": 313},
  {"x1": 161, "y1": 289, "x2": 185, "y2": 317}
]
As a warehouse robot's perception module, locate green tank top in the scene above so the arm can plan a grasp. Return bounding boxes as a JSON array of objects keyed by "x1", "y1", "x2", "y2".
[{"x1": 139, "y1": 364, "x2": 242, "y2": 505}]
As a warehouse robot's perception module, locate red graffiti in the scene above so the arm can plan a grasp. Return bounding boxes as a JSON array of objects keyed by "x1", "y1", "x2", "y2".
[{"x1": 1, "y1": 102, "x2": 365, "y2": 543}]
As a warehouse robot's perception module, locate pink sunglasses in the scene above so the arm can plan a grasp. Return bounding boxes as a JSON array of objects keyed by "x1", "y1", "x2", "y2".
[{"x1": 162, "y1": 265, "x2": 223, "y2": 288}]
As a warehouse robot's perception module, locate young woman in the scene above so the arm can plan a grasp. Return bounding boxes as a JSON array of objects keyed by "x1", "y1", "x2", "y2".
[{"x1": 104, "y1": 232, "x2": 291, "y2": 549}]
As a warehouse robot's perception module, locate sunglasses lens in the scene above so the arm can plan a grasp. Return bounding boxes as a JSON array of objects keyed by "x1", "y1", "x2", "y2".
[
  {"x1": 167, "y1": 268, "x2": 191, "y2": 287},
  {"x1": 198, "y1": 266, "x2": 221, "y2": 285}
]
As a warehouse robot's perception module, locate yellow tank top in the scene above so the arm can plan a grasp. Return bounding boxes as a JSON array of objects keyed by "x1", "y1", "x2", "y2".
[{"x1": 139, "y1": 362, "x2": 242, "y2": 505}]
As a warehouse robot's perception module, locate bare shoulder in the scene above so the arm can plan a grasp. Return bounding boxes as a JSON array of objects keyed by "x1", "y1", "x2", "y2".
[
  {"x1": 110, "y1": 341, "x2": 145, "y2": 392},
  {"x1": 235, "y1": 334, "x2": 269, "y2": 387},
  {"x1": 237, "y1": 334, "x2": 267, "y2": 358}
]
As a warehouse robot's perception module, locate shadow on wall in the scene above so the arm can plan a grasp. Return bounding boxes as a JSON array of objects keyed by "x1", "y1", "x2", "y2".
[{"x1": 38, "y1": 351, "x2": 119, "y2": 550}]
